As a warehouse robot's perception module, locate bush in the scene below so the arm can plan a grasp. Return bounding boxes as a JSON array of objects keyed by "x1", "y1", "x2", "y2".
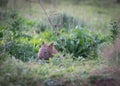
[
  {"x1": 49, "y1": 13, "x2": 80, "y2": 31},
  {"x1": 5, "y1": 11, "x2": 26, "y2": 40},
  {"x1": 0, "y1": 26, "x2": 3, "y2": 40},
  {"x1": 2, "y1": 11, "x2": 36, "y2": 61},
  {"x1": 40, "y1": 30, "x2": 59, "y2": 42},
  {"x1": 110, "y1": 20, "x2": 120, "y2": 41},
  {"x1": 54, "y1": 28, "x2": 106, "y2": 59},
  {"x1": 35, "y1": 22, "x2": 47, "y2": 32},
  {"x1": 5, "y1": 41, "x2": 35, "y2": 61}
]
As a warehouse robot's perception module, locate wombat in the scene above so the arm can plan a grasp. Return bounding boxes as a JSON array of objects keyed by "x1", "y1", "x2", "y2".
[{"x1": 38, "y1": 42, "x2": 58, "y2": 60}]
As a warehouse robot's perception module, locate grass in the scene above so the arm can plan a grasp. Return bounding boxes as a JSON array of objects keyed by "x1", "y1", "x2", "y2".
[
  {"x1": 6, "y1": 0, "x2": 118, "y2": 37},
  {"x1": 0, "y1": 55, "x2": 108, "y2": 86},
  {"x1": 17, "y1": 0, "x2": 120, "y2": 32},
  {"x1": 0, "y1": 55, "x2": 119, "y2": 86},
  {"x1": 1, "y1": 55, "x2": 119, "y2": 86}
]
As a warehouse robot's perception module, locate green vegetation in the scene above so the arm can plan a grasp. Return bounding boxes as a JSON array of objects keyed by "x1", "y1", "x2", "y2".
[
  {"x1": 0, "y1": 0, "x2": 120, "y2": 86},
  {"x1": 55, "y1": 28, "x2": 107, "y2": 58},
  {"x1": 0, "y1": 55, "x2": 106, "y2": 86}
]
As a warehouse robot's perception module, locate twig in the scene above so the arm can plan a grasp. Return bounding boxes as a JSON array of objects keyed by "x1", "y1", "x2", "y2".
[{"x1": 38, "y1": 0, "x2": 55, "y2": 29}]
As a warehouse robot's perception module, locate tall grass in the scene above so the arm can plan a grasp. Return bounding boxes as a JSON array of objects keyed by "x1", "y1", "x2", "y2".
[{"x1": 16, "y1": 0, "x2": 120, "y2": 33}]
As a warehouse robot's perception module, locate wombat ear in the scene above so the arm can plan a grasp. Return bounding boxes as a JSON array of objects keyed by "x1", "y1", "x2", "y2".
[
  {"x1": 49, "y1": 43, "x2": 54, "y2": 47},
  {"x1": 42, "y1": 41, "x2": 45, "y2": 45}
]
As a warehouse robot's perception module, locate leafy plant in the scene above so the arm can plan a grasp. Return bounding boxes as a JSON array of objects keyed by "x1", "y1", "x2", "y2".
[
  {"x1": 35, "y1": 21, "x2": 48, "y2": 32},
  {"x1": 40, "y1": 30, "x2": 59, "y2": 42},
  {"x1": 55, "y1": 28, "x2": 106, "y2": 58},
  {"x1": 110, "y1": 20, "x2": 120, "y2": 41},
  {"x1": 1, "y1": 12, "x2": 36, "y2": 61},
  {"x1": 5, "y1": 41, "x2": 35, "y2": 61},
  {"x1": 6, "y1": 11, "x2": 26, "y2": 40},
  {"x1": 0, "y1": 26, "x2": 3, "y2": 40}
]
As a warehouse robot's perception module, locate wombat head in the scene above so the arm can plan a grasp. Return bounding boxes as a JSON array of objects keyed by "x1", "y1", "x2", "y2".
[{"x1": 38, "y1": 42, "x2": 58, "y2": 60}]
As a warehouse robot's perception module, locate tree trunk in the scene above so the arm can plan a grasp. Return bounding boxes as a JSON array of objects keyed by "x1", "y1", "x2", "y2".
[
  {"x1": 0, "y1": 0, "x2": 8, "y2": 7},
  {"x1": 117, "y1": 0, "x2": 120, "y2": 3}
]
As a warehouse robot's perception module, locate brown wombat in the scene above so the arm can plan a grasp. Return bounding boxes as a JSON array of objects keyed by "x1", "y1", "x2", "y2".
[{"x1": 38, "y1": 42, "x2": 58, "y2": 60}]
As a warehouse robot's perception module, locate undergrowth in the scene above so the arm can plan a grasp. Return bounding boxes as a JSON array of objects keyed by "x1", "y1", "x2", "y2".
[
  {"x1": 0, "y1": 55, "x2": 105, "y2": 86},
  {"x1": 0, "y1": 0, "x2": 120, "y2": 86}
]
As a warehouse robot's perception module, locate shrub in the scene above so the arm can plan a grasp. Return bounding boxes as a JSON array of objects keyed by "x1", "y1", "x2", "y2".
[
  {"x1": 54, "y1": 28, "x2": 106, "y2": 59},
  {"x1": 0, "y1": 26, "x2": 3, "y2": 40},
  {"x1": 5, "y1": 41, "x2": 35, "y2": 61},
  {"x1": 40, "y1": 30, "x2": 59, "y2": 42},
  {"x1": 2, "y1": 11, "x2": 36, "y2": 61},
  {"x1": 34, "y1": 21, "x2": 48, "y2": 33},
  {"x1": 5, "y1": 11, "x2": 26, "y2": 40},
  {"x1": 110, "y1": 20, "x2": 120, "y2": 41},
  {"x1": 49, "y1": 13, "x2": 79, "y2": 31},
  {"x1": 28, "y1": 37, "x2": 42, "y2": 53}
]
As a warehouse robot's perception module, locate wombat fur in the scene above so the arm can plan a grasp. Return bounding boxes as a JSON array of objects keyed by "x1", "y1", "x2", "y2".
[{"x1": 38, "y1": 42, "x2": 58, "y2": 60}]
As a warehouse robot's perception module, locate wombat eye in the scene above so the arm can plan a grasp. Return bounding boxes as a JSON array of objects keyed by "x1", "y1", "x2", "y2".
[{"x1": 44, "y1": 52, "x2": 48, "y2": 55}]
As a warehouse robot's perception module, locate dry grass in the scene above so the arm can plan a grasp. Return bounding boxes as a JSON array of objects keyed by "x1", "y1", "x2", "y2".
[{"x1": 101, "y1": 36, "x2": 120, "y2": 65}]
